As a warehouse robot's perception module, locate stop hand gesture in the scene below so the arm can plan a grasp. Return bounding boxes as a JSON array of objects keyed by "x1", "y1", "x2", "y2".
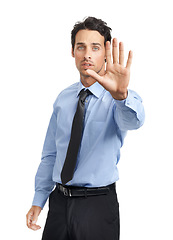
[{"x1": 86, "y1": 38, "x2": 133, "y2": 100}]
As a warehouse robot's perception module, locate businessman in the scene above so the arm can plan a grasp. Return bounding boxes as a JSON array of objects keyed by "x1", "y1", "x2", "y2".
[{"x1": 26, "y1": 16, "x2": 145, "y2": 240}]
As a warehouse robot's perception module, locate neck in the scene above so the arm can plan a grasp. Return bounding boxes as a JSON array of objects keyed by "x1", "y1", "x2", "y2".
[{"x1": 80, "y1": 76, "x2": 96, "y2": 87}]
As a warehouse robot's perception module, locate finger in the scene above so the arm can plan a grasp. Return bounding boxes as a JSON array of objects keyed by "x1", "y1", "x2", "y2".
[
  {"x1": 86, "y1": 69, "x2": 103, "y2": 84},
  {"x1": 31, "y1": 223, "x2": 41, "y2": 231},
  {"x1": 119, "y1": 42, "x2": 124, "y2": 66},
  {"x1": 105, "y1": 41, "x2": 111, "y2": 64},
  {"x1": 126, "y1": 50, "x2": 133, "y2": 69},
  {"x1": 112, "y1": 38, "x2": 118, "y2": 64},
  {"x1": 31, "y1": 211, "x2": 41, "y2": 228},
  {"x1": 30, "y1": 216, "x2": 41, "y2": 231}
]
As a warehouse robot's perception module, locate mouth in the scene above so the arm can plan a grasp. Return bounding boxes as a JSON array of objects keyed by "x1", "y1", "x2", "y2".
[{"x1": 81, "y1": 62, "x2": 94, "y2": 69}]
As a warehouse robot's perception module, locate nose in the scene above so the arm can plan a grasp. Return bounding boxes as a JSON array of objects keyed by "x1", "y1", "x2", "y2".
[{"x1": 84, "y1": 48, "x2": 91, "y2": 60}]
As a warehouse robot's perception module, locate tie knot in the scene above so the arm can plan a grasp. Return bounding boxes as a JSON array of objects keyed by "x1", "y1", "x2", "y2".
[{"x1": 79, "y1": 89, "x2": 92, "y2": 103}]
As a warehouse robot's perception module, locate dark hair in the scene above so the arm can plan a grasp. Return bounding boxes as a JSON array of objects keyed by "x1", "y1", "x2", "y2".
[{"x1": 71, "y1": 17, "x2": 112, "y2": 50}]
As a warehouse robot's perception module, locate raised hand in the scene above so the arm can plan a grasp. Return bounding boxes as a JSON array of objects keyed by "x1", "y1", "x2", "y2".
[{"x1": 86, "y1": 38, "x2": 133, "y2": 100}]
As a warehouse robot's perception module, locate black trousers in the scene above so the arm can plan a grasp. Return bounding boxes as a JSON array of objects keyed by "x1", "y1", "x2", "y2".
[{"x1": 42, "y1": 184, "x2": 120, "y2": 240}]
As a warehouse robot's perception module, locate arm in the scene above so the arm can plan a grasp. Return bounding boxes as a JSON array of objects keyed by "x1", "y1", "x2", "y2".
[
  {"x1": 32, "y1": 110, "x2": 57, "y2": 209},
  {"x1": 26, "y1": 110, "x2": 57, "y2": 230}
]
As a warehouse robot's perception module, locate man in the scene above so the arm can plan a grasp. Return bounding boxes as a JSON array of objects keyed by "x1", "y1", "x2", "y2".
[{"x1": 26, "y1": 17, "x2": 145, "y2": 240}]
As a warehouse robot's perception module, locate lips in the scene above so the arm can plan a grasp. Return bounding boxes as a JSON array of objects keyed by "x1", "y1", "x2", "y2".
[
  {"x1": 81, "y1": 62, "x2": 94, "y2": 69},
  {"x1": 83, "y1": 63, "x2": 92, "y2": 66},
  {"x1": 82, "y1": 62, "x2": 93, "y2": 66}
]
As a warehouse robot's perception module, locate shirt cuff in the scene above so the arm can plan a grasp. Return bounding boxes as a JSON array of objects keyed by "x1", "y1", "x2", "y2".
[
  {"x1": 32, "y1": 191, "x2": 50, "y2": 209},
  {"x1": 114, "y1": 89, "x2": 143, "y2": 112}
]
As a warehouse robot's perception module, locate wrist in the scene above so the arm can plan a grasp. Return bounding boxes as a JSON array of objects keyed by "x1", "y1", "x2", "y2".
[{"x1": 111, "y1": 90, "x2": 128, "y2": 100}]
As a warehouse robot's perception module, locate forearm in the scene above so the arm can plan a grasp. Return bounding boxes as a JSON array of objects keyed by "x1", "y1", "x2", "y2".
[{"x1": 32, "y1": 155, "x2": 56, "y2": 208}]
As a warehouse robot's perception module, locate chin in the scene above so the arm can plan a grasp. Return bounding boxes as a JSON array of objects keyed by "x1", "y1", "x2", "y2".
[{"x1": 80, "y1": 70, "x2": 91, "y2": 78}]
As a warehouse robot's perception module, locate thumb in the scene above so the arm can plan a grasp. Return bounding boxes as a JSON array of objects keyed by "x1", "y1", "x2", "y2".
[
  {"x1": 86, "y1": 69, "x2": 103, "y2": 84},
  {"x1": 32, "y1": 213, "x2": 38, "y2": 224},
  {"x1": 31, "y1": 211, "x2": 41, "y2": 230}
]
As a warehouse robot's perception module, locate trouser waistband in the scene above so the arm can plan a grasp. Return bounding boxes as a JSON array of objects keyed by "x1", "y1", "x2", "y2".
[{"x1": 56, "y1": 183, "x2": 116, "y2": 197}]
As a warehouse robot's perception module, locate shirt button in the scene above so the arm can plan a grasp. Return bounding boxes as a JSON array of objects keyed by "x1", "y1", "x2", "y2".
[{"x1": 85, "y1": 100, "x2": 88, "y2": 103}]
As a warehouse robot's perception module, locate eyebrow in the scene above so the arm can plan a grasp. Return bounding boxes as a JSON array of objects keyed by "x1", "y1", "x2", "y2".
[{"x1": 76, "y1": 42, "x2": 101, "y2": 46}]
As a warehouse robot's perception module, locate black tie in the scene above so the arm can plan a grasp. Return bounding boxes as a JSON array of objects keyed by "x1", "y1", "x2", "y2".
[{"x1": 61, "y1": 89, "x2": 91, "y2": 185}]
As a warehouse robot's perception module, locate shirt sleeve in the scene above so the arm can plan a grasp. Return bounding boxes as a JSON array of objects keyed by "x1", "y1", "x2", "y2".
[
  {"x1": 113, "y1": 89, "x2": 145, "y2": 131},
  {"x1": 32, "y1": 110, "x2": 57, "y2": 209}
]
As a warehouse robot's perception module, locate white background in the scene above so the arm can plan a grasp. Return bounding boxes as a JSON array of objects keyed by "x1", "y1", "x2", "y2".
[{"x1": 0, "y1": 0, "x2": 173, "y2": 239}]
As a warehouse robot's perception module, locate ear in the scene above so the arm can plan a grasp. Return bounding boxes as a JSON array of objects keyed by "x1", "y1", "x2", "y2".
[{"x1": 71, "y1": 48, "x2": 75, "y2": 57}]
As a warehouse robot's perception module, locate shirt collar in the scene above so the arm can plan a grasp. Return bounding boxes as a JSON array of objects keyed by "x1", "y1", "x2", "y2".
[{"x1": 77, "y1": 80, "x2": 104, "y2": 98}]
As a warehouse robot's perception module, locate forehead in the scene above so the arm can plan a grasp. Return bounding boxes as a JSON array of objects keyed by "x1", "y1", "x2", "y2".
[{"x1": 75, "y1": 29, "x2": 104, "y2": 45}]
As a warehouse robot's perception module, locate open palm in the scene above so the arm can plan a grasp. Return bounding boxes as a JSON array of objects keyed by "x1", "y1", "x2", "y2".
[{"x1": 86, "y1": 38, "x2": 133, "y2": 100}]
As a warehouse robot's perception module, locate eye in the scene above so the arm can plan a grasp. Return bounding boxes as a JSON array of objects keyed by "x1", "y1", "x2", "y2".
[
  {"x1": 92, "y1": 46, "x2": 99, "y2": 51},
  {"x1": 77, "y1": 46, "x2": 84, "y2": 50}
]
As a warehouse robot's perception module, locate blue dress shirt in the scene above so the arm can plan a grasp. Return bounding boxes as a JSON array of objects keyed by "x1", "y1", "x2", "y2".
[{"x1": 32, "y1": 81, "x2": 145, "y2": 208}]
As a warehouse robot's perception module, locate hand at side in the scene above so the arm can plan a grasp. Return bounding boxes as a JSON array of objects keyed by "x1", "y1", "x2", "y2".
[{"x1": 26, "y1": 206, "x2": 42, "y2": 231}]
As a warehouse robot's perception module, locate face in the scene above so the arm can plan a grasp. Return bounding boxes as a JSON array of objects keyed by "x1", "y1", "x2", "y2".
[{"x1": 72, "y1": 29, "x2": 106, "y2": 86}]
